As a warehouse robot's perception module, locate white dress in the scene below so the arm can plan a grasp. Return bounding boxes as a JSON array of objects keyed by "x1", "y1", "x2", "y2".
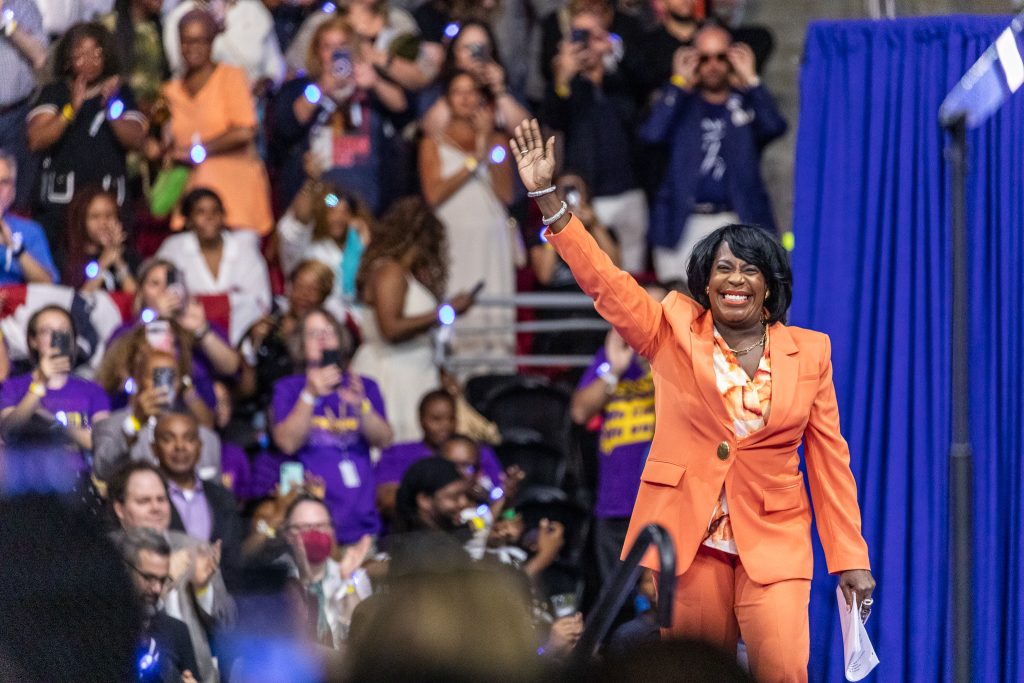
[
  {"x1": 433, "y1": 137, "x2": 515, "y2": 365},
  {"x1": 350, "y1": 274, "x2": 439, "y2": 442}
]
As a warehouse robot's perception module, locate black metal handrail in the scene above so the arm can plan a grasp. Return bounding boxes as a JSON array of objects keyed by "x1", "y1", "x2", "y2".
[{"x1": 572, "y1": 524, "x2": 676, "y2": 662}]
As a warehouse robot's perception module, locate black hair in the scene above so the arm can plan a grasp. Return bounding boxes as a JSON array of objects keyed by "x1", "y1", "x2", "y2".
[
  {"x1": 55, "y1": 22, "x2": 121, "y2": 81},
  {"x1": 180, "y1": 187, "x2": 225, "y2": 221},
  {"x1": 440, "y1": 19, "x2": 504, "y2": 84},
  {"x1": 107, "y1": 461, "x2": 167, "y2": 505},
  {"x1": 418, "y1": 388, "x2": 455, "y2": 418},
  {"x1": 685, "y1": 224, "x2": 792, "y2": 324}
]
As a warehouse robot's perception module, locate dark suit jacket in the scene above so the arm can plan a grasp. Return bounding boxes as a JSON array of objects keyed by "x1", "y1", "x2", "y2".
[
  {"x1": 146, "y1": 611, "x2": 200, "y2": 683},
  {"x1": 168, "y1": 479, "x2": 244, "y2": 590}
]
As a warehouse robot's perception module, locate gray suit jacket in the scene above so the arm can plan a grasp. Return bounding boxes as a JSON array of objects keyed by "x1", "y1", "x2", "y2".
[
  {"x1": 164, "y1": 530, "x2": 236, "y2": 683},
  {"x1": 92, "y1": 407, "x2": 222, "y2": 481}
]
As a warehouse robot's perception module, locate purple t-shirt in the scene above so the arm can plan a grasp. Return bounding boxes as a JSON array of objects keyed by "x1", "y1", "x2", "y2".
[
  {"x1": 107, "y1": 321, "x2": 222, "y2": 411},
  {"x1": 0, "y1": 373, "x2": 111, "y2": 471},
  {"x1": 271, "y1": 373, "x2": 386, "y2": 543},
  {"x1": 376, "y1": 440, "x2": 504, "y2": 488},
  {"x1": 577, "y1": 349, "x2": 655, "y2": 519}
]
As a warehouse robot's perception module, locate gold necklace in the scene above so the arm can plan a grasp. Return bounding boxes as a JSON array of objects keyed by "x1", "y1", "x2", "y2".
[{"x1": 724, "y1": 327, "x2": 767, "y2": 357}]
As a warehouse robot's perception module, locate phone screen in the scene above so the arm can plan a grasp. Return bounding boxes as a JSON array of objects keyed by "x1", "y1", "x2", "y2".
[
  {"x1": 571, "y1": 28, "x2": 590, "y2": 45},
  {"x1": 320, "y1": 349, "x2": 342, "y2": 368},
  {"x1": 280, "y1": 462, "x2": 304, "y2": 496},
  {"x1": 332, "y1": 48, "x2": 353, "y2": 78},
  {"x1": 51, "y1": 330, "x2": 73, "y2": 358}
]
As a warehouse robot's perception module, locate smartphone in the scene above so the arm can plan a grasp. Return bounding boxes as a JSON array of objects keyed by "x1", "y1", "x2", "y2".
[
  {"x1": 320, "y1": 348, "x2": 343, "y2": 368},
  {"x1": 51, "y1": 330, "x2": 73, "y2": 358},
  {"x1": 470, "y1": 280, "x2": 486, "y2": 298},
  {"x1": 280, "y1": 462, "x2": 304, "y2": 496},
  {"x1": 571, "y1": 28, "x2": 590, "y2": 45},
  {"x1": 152, "y1": 366, "x2": 176, "y2": 393},
  {"x1": 550, "y1": 592, "x2": 579, "y2": 619},
  {"x1": 468, "y1": 42, "x2": 490, "y2": 62},
  {"x1": 165, "y1": 267, "x2": 178, "y2": 286},
  {"x1": 332, "y1": 48, "x2": 353, "y2": 79},
  {"x1": 563, "y1": 185, "x2": 581, "y2": 209}
]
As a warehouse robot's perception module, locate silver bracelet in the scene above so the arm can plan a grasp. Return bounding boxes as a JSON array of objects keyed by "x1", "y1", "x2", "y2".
[
  {"x1": 541, "y1": 201, "x2": 568, "y2": 226},
  {"x1": 527, "y1": 185, "x2": 556, "y2": 198}
]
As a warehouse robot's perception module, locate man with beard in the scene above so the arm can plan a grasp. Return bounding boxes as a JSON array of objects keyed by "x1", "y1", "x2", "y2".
[
  {"x1": 108, "y1": 462, "x2": 235, "y2": 683},
  {"x1": 118, "y1": 527, "x2": 200, "y2": 683},
  {"x1": 394, "y1": 457, "x2": 471, "y2": 534},
  {"x1": 639, "y1": 24, "x2": 786, "y2": 283}
]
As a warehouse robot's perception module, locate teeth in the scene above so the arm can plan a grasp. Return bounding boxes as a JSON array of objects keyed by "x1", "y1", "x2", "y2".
[{"x1": 723, "y1": 294, "x2": 749, "y2": 301}]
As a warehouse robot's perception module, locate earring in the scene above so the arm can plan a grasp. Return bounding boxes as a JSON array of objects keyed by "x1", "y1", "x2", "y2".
[
  {"x1": 765, "y1": 289, "x2": 770, "y2": 299},
  {"x1": 705, "y1": 286, "x2": 710, "y2": 295}
]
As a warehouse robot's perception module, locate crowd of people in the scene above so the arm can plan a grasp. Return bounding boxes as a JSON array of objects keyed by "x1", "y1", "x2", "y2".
[{"x1": 0, "y1": 0, "x2": 787, "y2": 681}]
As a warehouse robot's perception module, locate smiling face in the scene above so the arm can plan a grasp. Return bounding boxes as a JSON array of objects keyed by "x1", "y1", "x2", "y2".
[
  {"x1": 694, "y1": 26, "x2": 732, "y2": 92},
  {"x1": 153, "y1": 413, "x2": 202, "y2": 482},
  {"x1": 187, "y1": 195, "x2": 224, "y2": 242},
  {"x1": 84, "y1": 193, "x2": 118, "y2": 246},
  {"x1": 705, "y1": 240, "x2": 768, "y2": 329},
  {"x1": 70, "y1": 35, "x2": 105, "y2": 83},
  {"x1": 179, "y1": 19, "x2": 214, "y2": 72},
  {"x1": 447, "y1": 73, "x2": 483, "y2": 120}
]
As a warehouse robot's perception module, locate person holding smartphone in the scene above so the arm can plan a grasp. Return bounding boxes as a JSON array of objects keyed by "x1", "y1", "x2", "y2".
[
  {"x1": 269, "y1": 16, "x2": 409, "y2": 214},
  {"x1": 93, "y1": 346, "x2": 223, "y2": 482},
  {"x1": 418, "y1": 20, "x2": 531, "y2": 139},
  {"x1": 0, "y1": 305, "x2": 110, "y2": 464},
  {"x1": 271, "y1": 307, "x2": 393, "y2": 546}
]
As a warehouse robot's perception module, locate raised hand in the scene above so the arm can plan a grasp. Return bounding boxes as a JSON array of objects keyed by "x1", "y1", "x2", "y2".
[
  {"x1": 509, "y1": 119, "x2": 556, "y2": 193},
  {"x1": 604, "y1": 329, "x2": 635, "y2": 375},
  {"x1": 673, "y1": 46, "x2": 699, "y2": 87},
  {"x1": 727, "y1": 42, "x2": 758, "y2": 87}
]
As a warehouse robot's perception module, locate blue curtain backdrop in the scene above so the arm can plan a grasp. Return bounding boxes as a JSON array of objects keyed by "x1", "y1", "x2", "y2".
[{"x1": 793, "y1": 16, "x2": 1024, "y2": 682}]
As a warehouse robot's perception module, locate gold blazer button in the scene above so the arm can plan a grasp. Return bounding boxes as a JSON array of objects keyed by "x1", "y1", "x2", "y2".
[{"x1": 717, "y1": 442, "x2": 731, "y2": 460}]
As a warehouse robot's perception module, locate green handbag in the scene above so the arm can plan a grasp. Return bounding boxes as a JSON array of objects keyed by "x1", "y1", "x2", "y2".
[{"x1": 148, "y1": 164, "x2": 190, "y2": 218}]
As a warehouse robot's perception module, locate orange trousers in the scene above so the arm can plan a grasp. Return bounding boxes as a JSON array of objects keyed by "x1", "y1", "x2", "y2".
[{"x1": 658, "y1": 546, "x2": 811, "y2": 683}]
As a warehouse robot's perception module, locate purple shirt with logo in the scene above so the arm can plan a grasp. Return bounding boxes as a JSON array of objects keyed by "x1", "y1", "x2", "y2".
[
  {"x1": 271, "y1": 373, "x2": 386, "y2": 543},
  {"x1": 0, "y1": 373, "x2": 111, "y2": 472},
  {"x1": 577, "y1": 348, "x2": 655, "y2": 519},
  {"x1": 376, "y1": 440, "x2": 504, "y2": 488}
]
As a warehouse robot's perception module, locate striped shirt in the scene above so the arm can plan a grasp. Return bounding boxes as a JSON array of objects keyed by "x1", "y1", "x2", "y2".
[{"x1": 0, "y1": 0, "x2": 46, "y2": 106}]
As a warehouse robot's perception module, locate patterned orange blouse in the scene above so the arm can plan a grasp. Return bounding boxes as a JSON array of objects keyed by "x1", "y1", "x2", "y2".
[{"x1": 702, "y1": 327, "x2": 773, "y2": 554}]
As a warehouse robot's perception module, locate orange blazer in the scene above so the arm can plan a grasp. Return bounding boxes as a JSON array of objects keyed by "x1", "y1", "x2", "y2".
[{"x1": 547, "y1": 216, "x2": 870, "y2": 585}]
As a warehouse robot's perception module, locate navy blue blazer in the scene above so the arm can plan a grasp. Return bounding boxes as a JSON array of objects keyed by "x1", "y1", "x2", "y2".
[{"x1": 638, "y1": 84, "x2": 787, "y2": 248}]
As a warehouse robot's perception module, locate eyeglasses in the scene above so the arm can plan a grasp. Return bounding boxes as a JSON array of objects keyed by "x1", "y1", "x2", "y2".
[
  {"x1": 285, "y1": 522, "x2": 333, "y2": 534},
  {"x1": 71, "y1": 46, "x2": 104, "y2": 61},
  {"x1": 124, "y1": 560, "x2": 171, "y2": 588},
  {"x1": 698, "y1": 52, "x2": 729, "y2": 65}
]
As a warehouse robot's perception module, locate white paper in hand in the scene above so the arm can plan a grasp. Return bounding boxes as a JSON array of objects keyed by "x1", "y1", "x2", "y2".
[{"x1": 836, "y1": 585, "x2": 880, "y2": 681}]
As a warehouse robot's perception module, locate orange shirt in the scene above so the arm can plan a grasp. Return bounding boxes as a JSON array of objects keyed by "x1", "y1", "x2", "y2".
[{"x1": 163, "y1": 63, "x2": 273, "y2": 235}]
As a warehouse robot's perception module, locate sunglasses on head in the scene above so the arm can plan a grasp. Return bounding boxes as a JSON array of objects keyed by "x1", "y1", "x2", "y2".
[{"x1": 698, "y1": 52, "x2": 729, "y2": 65}]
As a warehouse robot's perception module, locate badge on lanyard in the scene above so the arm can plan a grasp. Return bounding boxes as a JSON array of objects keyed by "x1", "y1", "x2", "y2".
[{"x1": 339, "y1": 459, "x2": 361, "y2": 488}]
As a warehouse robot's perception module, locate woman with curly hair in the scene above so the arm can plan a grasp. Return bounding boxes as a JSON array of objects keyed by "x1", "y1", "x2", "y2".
[
  {"x1": 350, "y1": 197, "x2": 477, "y2": 441},
  {"x1": 26, "y1": 22, "x2": 147, "y2": 269}
]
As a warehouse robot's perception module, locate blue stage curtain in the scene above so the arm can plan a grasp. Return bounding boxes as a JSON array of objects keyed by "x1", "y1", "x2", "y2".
[{"x1": 792, "y1": 16, "x2": 1024, "y2": 682}]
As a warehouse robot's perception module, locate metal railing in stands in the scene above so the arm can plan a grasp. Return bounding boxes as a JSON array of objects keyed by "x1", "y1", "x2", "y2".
[
  {"x1": 571, "y1": 524, "x2": 677, "y2": 662},
  {"x1": 437, "y1": 292, "x2": 610, "y2": 369}
]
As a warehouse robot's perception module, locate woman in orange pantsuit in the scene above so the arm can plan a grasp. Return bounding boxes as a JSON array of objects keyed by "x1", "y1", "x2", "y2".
[{"x1": 510, "y1": 120, "x2": 875, "y2": 683}]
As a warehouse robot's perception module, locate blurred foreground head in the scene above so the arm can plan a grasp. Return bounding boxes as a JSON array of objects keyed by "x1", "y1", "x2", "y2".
[
  {"x1": 341, "y1": 548, "x2": 542, "y2": 683},
  {"x1": 0, "y1": 493, "x2": 140, "y2": 682}
]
